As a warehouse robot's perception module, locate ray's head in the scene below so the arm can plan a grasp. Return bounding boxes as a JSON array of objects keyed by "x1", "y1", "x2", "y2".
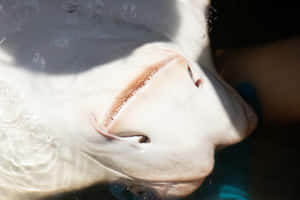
[{"x1": 82, "y1": 43, "x2": 257, "y2": 197}]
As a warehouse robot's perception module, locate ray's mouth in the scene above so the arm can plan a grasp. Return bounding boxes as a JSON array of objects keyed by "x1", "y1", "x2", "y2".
[
  {"x1": 102, "y1": 51, "x2": 201, "y2": 129},
  {"x1": 90, "y1": 48, "x2": 202, "y2": 142}
]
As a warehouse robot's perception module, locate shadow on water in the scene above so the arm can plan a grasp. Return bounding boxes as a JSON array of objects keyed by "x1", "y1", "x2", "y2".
[{"x1": 0, "y1": 0, "x2": 179, "y2": 74}]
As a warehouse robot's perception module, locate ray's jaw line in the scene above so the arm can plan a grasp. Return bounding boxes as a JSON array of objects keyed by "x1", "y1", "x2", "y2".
[
  {"x1": 83, "y1": 147, "x2": 205, "y2": 194},
  {"x1": 90, "y1": 51, "x2": 202, "y2": 142},
  {"x1": 124, "y1": 177, "x2": 204, "y2": 186},
  {"x1": 84, "y1": 148, "x2": 205, "y2": 183}
]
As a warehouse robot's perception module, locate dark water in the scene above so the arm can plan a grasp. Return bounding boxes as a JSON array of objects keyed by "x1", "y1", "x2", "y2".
[{"x1": 209, "y1": 0, "x2": 300, "y2": 49}]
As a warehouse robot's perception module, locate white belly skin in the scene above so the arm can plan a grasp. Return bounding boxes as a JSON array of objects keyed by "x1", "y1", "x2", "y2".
[
  {"x1": 0, "y1": 67, "x2": 116, "y2": 199},
  {"x1": 0, "y1": 0, "x2": 256, "y2": 199}
]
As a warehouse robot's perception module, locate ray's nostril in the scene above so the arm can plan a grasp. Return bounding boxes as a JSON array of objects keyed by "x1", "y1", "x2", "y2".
[
  {"x1": 187, "y1": 65, "x2": 202, "y2": 88},
  {"x1": 139, "y1": 135, "x2": 151, "y2": 143},
  {"x1": 195, "y1": 79, "x2": 202, "y2": 87}
]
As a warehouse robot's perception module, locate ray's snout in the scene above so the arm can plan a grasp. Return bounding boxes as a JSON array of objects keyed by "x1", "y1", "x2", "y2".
[
  {"x1": 89, "y1": 45, "x2": 257, "y2": 198},
  {"x1": 101, "y1": 45, "x2": 205, "y2": 134},
  {"x1": 108, "y1": 45, "x2": 257, "y2": 146}
]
